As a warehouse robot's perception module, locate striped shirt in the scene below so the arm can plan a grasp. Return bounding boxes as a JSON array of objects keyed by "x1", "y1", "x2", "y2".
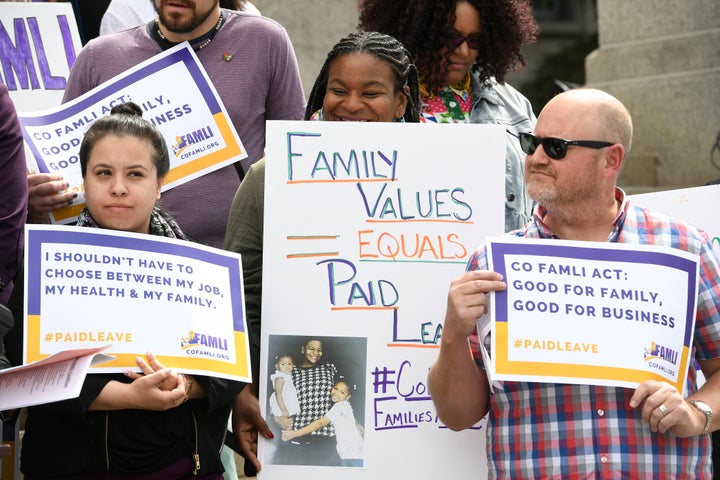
[{"x1": 468, "y1": 188, "x2": 720, "y2": 478}]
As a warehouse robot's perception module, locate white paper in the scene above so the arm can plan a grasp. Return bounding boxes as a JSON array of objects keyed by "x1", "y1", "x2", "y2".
[{"x1": 0, "y1": 346, "x2": 113, "y2": 410}]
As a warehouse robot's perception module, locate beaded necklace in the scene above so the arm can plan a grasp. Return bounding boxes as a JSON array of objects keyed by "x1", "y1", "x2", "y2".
[{"x1": 154, "y1": 11, "x2": 224, "y2": 51}]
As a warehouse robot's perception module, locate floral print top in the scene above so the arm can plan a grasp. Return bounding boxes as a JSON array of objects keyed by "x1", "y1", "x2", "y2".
[{"x1": 419, "y1": 73, "x2": 473, "y2": 123}]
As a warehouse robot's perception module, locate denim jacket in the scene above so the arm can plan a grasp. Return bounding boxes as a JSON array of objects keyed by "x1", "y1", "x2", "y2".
[{"x1": 470, "y1": 72, "x2": 536, "y2": 232}]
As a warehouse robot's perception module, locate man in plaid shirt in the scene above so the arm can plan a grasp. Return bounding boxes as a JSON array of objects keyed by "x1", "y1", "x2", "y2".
[{"x1": 429, "y1": 88, "x2": 720, "y2": 478}]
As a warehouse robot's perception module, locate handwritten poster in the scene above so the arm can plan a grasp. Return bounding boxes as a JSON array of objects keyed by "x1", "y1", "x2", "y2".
[
  {"x1": 259, "y1": 121, "x2": 506, "y2": 478},
  {"x1": 0, "y1": 3, "x2": 82, "y2": 111},
  {"x1": 17, "y1": 43, "x2": 247, "y2": 223},
  {"x1": 24, "y1": 225, "x2": 251, "y2": 383},
  {"x1": 486, "y1": 237, "x2": 698, "y2": 392}
]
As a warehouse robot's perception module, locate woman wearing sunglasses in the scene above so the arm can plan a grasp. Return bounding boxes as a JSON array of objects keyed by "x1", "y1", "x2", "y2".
[{"x1": 360, "y1": 0, "x2": 539, "y2": 232}]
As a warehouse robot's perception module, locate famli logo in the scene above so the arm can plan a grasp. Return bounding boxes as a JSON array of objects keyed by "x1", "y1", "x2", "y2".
[
  {"x1": 172, "y1": 126, "x2": 216, "y2": 158},
  {"x1": 643, "y1": 341, "x2": 679, "y2": 378},
  {"x1": 180, "y1": 330, "x2": 229, "y2": 352},
  {"x1": 643, "y1": 341, "x2": 678, "y2": 365}
]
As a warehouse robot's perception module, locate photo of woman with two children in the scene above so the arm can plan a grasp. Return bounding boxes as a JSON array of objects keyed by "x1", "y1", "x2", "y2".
[{"x1": 265, "y1": 335, "x2": 367, "y2": 468}]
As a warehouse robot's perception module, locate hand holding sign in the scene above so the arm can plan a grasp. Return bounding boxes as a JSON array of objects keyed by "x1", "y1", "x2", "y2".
[
  {"x1": 444, "y1": 270, "x2": 506, "y2": 339},
  {"x1": 630, "y1": 379, "x2": 707, "y2": 437},
  {"x1": 27, "y1": 172, "x2": 76, "y2": 217},
  {"x1": 486, "y1": 236, "x2": 699, "y2": 392}
]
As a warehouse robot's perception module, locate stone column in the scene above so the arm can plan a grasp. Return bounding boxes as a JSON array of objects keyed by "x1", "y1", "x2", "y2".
[
  {"x1": 252, "y1": 0, "x2": 358, "y2": 98},
  {"x1": 586, "y1": 0, "x2": 720, "y2": 191}
]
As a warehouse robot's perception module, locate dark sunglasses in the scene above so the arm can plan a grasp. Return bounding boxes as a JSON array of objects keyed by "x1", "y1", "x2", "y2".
[
  {"x1": 447, "y1": 32, "x2": 482, "y2": 50},
  {"x1": 518, "y1": 132, "x2": 614, "y2": 160}
]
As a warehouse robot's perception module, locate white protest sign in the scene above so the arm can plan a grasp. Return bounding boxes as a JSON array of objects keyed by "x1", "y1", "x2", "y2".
[
  {"x1": 25, "y1": 225, "x2": 251, "y2": 383},
  {"x1": 629, "y1": 184, "x2": 720, "y2": 388},
  {"x1": 630, "y1": 184, "x2": 720, "y2": 240},
  {"x1": 18, "y1": 43, "x2": 247, "y2": 224},
  {"x1": 486, "y1": 236, "x2": 698, "y2": 392},
  {"x1": 259, "y1": 121, "x2": 506, "y2": 478},
  {"x1": 0, "y1": 3, "x2": 82, "y2": 111}
]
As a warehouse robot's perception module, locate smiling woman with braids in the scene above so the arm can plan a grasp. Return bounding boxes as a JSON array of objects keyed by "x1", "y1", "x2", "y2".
[
  {"x1": 224, "y1": 30, "x2": 419, "y2": 473},
  {"x1": 360, "y1": 0, "x2": 539, "y2": 232},
  {"x1": 303, "y1": 31, "x2": 420, "y2": 123}
]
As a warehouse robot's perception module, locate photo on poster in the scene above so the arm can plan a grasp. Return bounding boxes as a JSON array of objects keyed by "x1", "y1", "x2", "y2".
[{"x1": 265, "y1": 334, "x2": 367, "y2": 468}]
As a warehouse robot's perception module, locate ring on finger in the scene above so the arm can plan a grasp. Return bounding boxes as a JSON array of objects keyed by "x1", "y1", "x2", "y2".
[{"x1": 657, "y1": 403, "x2": 669, "y2": 417}]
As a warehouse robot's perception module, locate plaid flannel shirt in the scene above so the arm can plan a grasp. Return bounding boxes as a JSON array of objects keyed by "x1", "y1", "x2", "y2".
[{"x1": 468, "y1": 188, "x2": 720, "y2": 478}]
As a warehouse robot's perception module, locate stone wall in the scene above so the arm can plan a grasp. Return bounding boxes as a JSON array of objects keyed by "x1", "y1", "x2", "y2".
[
  {"x1": 253, "y1": 0, "x2": 720, "y2": 191},
  {"x1": 252, "y1": 0, "x2": 358, "y2": 98},
  {"x1": 586, "y1": 0, "x2": 720, "y2": 191}
]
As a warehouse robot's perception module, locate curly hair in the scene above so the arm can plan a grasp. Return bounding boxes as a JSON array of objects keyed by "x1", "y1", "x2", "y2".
[
  {"x1": 304, "y1": 30, "x2": 420, "y2": 123},
  {"x1": 359, "y1": 0, "x2": 538, "y2": 95}
]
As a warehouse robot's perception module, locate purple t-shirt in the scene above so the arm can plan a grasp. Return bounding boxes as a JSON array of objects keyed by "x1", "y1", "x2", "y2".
[
  {"x1": 0, "y1": 84, "x2": 27, "y2": 305},
  {"x1": 63, "y1": 10, "x2": 306, "y2": 247}
]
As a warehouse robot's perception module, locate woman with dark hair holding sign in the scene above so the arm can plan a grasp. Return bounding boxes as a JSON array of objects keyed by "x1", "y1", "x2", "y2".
[{"x1": 21, "y1": 103, "x2": 244, "y2": 479}]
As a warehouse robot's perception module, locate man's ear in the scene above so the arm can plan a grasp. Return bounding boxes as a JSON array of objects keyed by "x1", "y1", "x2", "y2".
[{"x1": 604, "y1": 143, "x2": 625, "y2": 177}]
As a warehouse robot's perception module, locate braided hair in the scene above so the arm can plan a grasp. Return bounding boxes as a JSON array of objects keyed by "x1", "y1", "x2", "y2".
[
  {"x1": 304, "y1": 31, "x2": 420, "y2": 123},
  {"x1": 79, "y1": 102, "x2": 170, "y2": 179},
  {"x1": 359, "y1": 0, "x2": 538, "y2": 95}
]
